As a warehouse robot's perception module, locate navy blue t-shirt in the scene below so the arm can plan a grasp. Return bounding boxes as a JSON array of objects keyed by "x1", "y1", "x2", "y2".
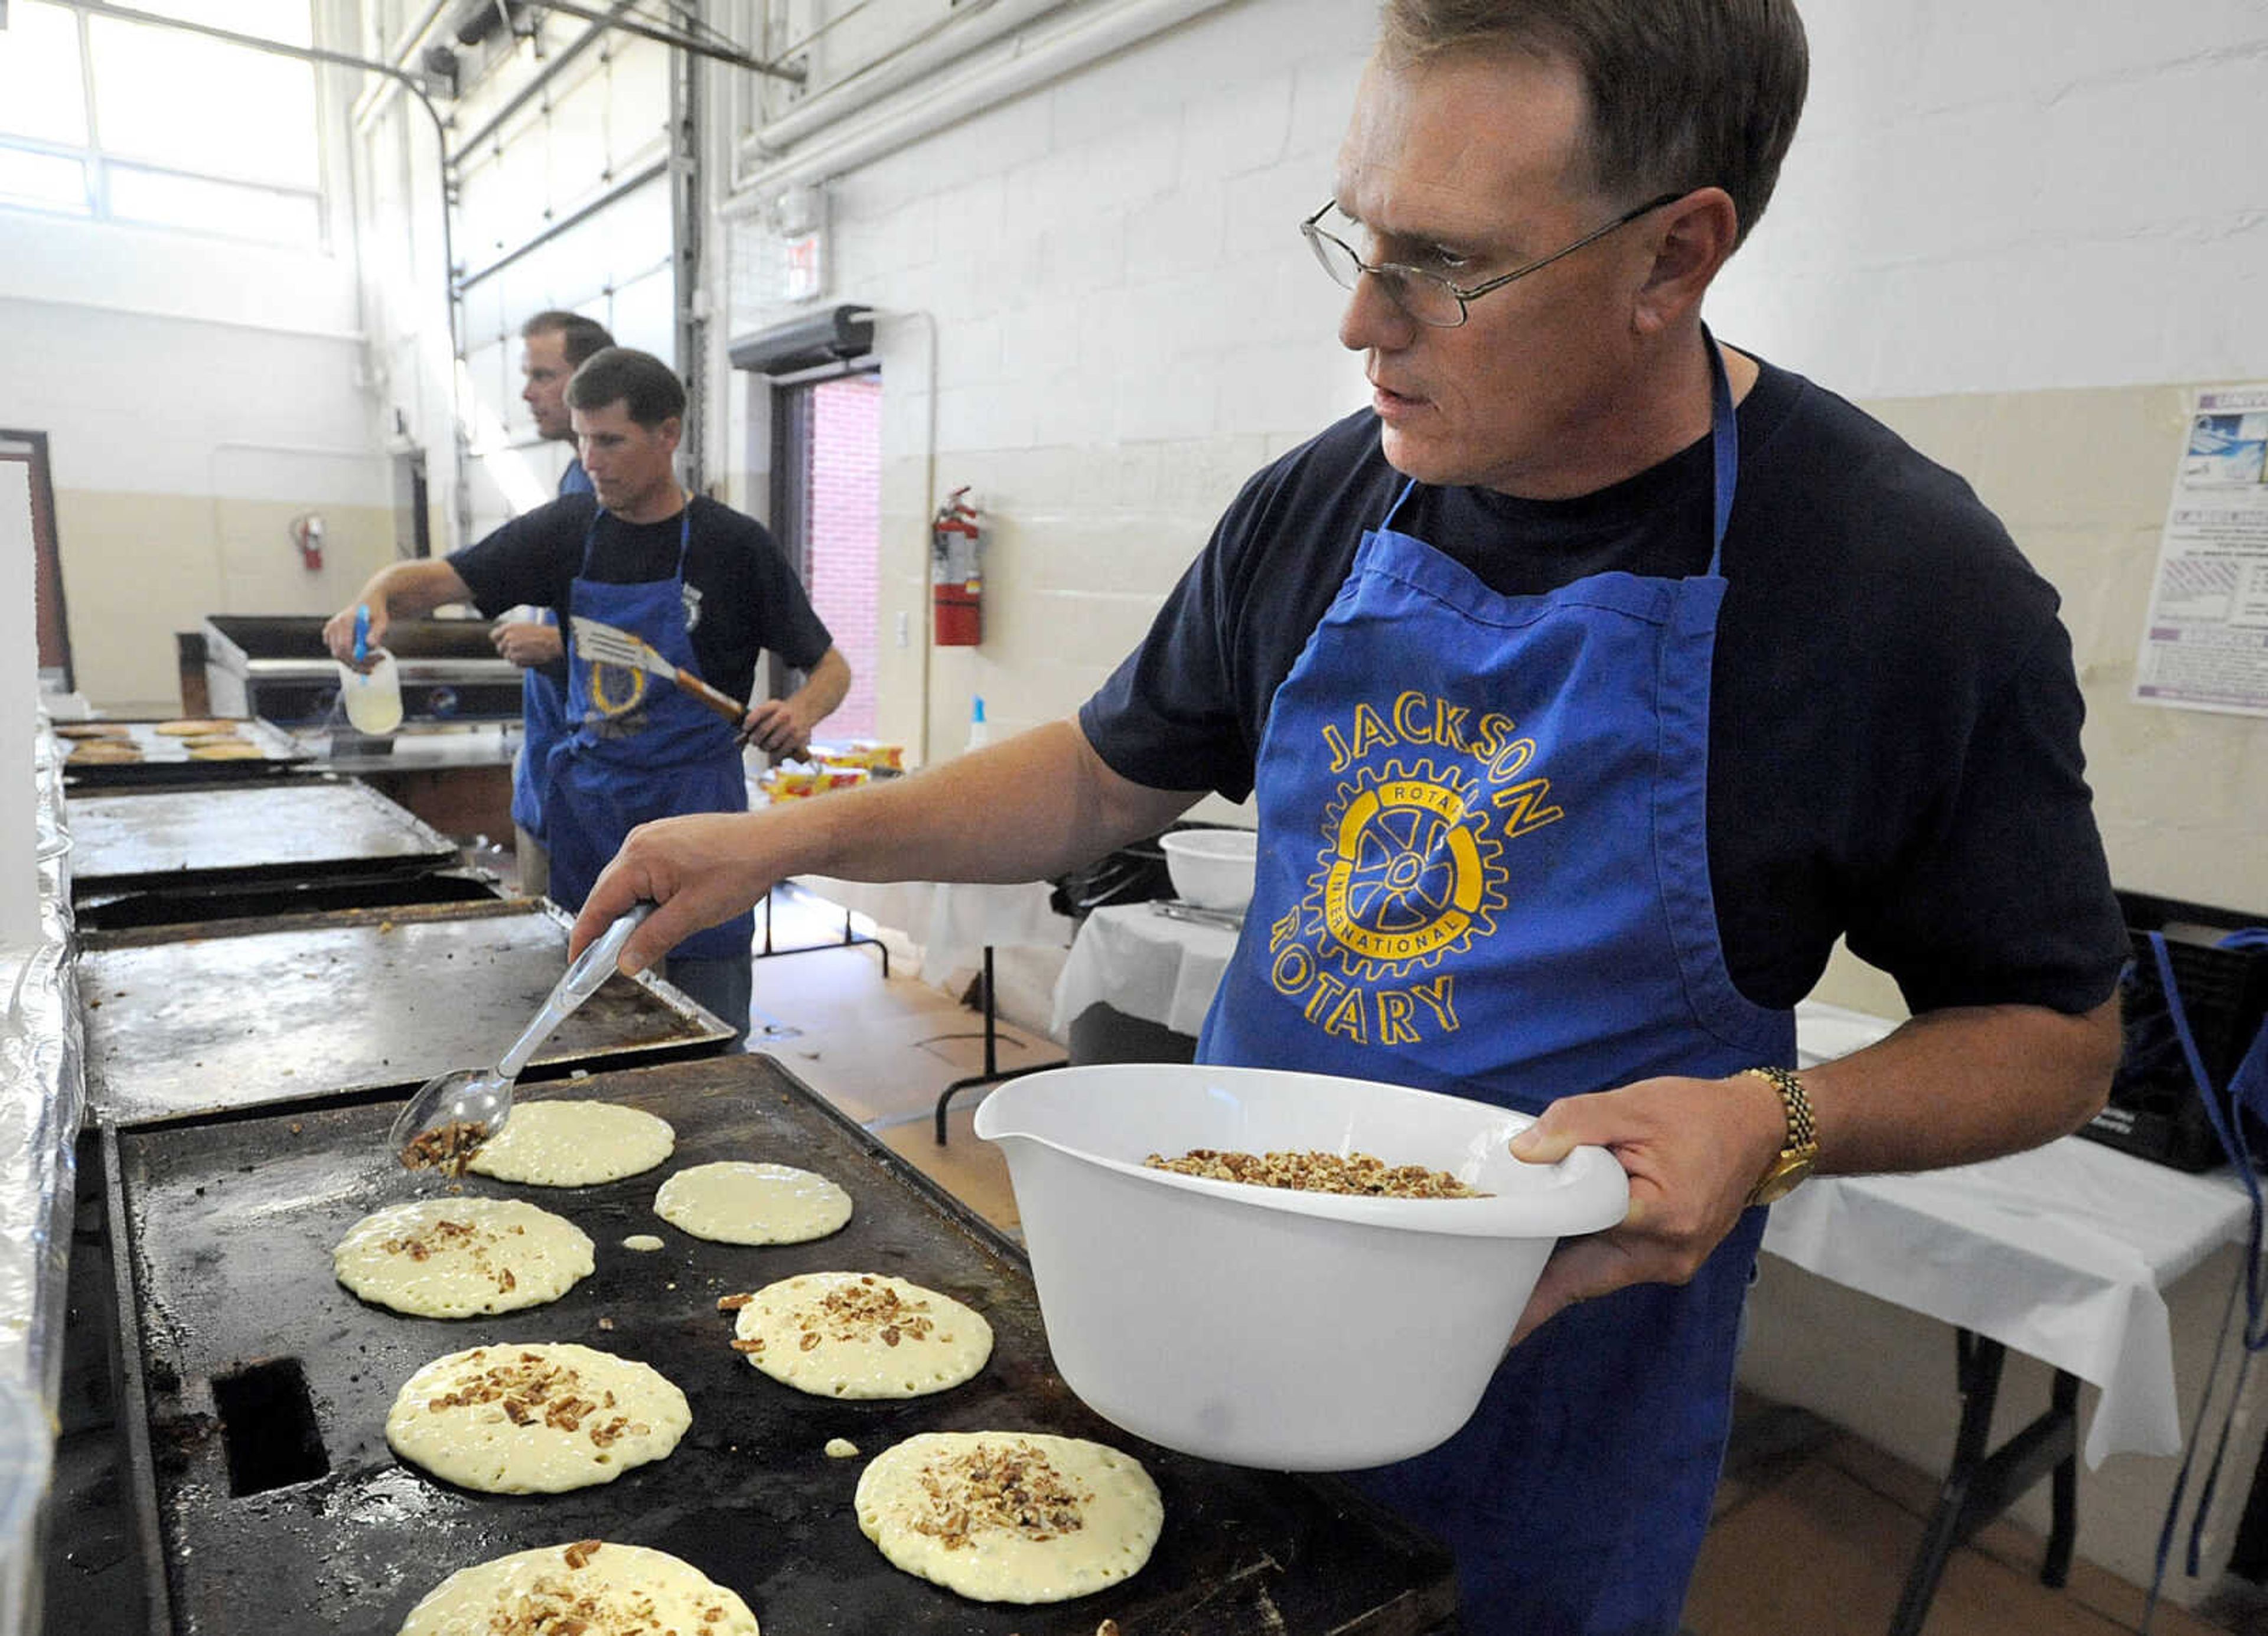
[
  {"x1": 451, "y1": 494, "x2": 832, "y2": 707},
  {"x1": 1080, "y1": 357, "x2": 2127, "y2": 1017}
]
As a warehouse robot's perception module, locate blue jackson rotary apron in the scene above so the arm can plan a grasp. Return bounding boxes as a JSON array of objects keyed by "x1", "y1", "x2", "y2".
[
  {"x1": 1198, "y1": 340, "x2": 1794, "y2": 1634},
  {"x1": 539, "y1": 500, "x2": 752, "y2": 963},
  {"x1": 511, "y1": 458, "x2": 597, "y2": 843}
]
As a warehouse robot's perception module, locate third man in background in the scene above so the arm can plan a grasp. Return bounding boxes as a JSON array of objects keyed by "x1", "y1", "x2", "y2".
[{"x1": 500, "y1": 309, "x2": 615, "y2": 895}]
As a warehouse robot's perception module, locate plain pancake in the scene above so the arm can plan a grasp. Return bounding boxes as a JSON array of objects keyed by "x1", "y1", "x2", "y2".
[
  {"x1": 729, "y1": 1271, "x2": 992, "y2": 1399},
  {"x1": 153, "y1": 717, "x2": 240, "y2": 735},
  {"x1": 334, "y1": 1197, "x2": 594, "y2": 1318},
  {"x1": 385, "y1": 1342, "x2": 689, "y2": 1493},
  {"x1": 653, "y1": 1161, "x2": 851, "y2": 1245},
  {"x1": 67, "y1": 742, "x2": 142, "y2": 763},
  {"x1": 188, "y1": 741, "x2": 268, "y2": 760},
  {"x1": 464, "y1": 1100, "x2": 676, "y2": 1187},
  {"x1": 53, "y1": 722, "x2": 131, "y2": 739},
  {"x1": 855, "y1": 1430, "x2": 1162, "y2": 1604},
  {"x1": 396, "y1": 1540, "x2": 758, "y2": 1635}
]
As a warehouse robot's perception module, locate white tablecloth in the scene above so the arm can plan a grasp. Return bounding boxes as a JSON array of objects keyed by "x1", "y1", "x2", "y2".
[
  {"x1": 794, "y1": 876, "x2": 1071, "y2": 982},
  {"x1": 1050, "y1": 901, "x2": 1240, "y2": 1039},
  {"x1": 1762, "y1": 1139, "x2": 2251, "y2": 1467}
]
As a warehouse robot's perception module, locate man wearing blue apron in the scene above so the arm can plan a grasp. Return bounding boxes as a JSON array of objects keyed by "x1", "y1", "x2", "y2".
[
  {"x1": 569, "y1": 5, "x2": 2127, "y2": 1628},
  {"x1": 329, "y1": 347, "x2": 849, "y2": 1044},
  {"x1": 492, "y1": 311, "x2": 614, "y2": 899}
]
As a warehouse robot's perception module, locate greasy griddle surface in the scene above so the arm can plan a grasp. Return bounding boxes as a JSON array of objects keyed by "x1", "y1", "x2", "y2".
[
  {"x1": 56, "y1": 716, "x2": 312, "y2": 787},
  {"x1": 81, "y1": 901, "x2": 730, "y2": 1123},
  {"x1": 116, "y1": 1056, "x2": 1455, "y2": 1635},
  {"x1": 66, "y1": 780, "x2": 457, "y2": 891}
]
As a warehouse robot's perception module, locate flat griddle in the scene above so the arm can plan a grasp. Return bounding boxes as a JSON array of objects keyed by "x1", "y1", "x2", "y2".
[
  {"x1": 73, "y1": 868, "x2": 503, "y2": 935},
  {"x1": 56, "y1": 716, "x2": 312, "y2": 787},
  {"x1": 105, "y1": 1055, "x2": 1458, "y2": 1635},
  {"x1": 65, "y1": 778, "x2": 460, "y2": 894},
  {"x1": 79, "y1": 900, "x2": 733, "y2": 1125}
]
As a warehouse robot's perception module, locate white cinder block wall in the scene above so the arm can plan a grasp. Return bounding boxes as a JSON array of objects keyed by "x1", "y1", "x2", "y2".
[{"x1": 719, "y1": 0, "x2": 1380, "y2": 771}]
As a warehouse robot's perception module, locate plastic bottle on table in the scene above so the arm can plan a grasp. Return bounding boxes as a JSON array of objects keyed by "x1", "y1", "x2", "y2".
[{"x1": 965, "y1": 696, "x2": 990, "y2": 752}]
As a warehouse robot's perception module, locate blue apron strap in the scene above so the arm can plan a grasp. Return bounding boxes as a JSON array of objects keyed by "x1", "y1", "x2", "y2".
[
  {"x1": 1700, "y1": 324, "x2": 1739, "y2": 573},
  {"x1": 1380, "y1": 475, "x2": 1420, "y2": 532}
]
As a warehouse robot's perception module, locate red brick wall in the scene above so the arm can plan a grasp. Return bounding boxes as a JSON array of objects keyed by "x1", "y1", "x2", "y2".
[{"x1": 804, "y1": 373, "x2": 882, "y2": 740}]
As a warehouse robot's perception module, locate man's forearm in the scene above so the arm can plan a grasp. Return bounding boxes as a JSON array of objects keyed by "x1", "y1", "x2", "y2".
[
  {"x1": 791, "y1": 648, "x2": 851, "y2": 724},
  {"x1": 783, "y1": 719, "x2": 1199, "y2": 887},
  {"x1": 1804, "y1": 997, "x2": 2122, "y2": 1177},
  {"x1": 363, "y1": 559, "x2": 472, "y2": 620}
]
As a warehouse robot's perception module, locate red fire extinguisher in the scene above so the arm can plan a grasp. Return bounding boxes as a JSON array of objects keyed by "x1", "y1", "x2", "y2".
[{"x1": 931, "y1": 487, "x2": 982, "y2": 647}]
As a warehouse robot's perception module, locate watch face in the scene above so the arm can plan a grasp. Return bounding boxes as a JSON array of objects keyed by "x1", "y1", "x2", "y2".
[{"x1": 1749, "y1": 1153, "x2": 1814, "y2": 1207}]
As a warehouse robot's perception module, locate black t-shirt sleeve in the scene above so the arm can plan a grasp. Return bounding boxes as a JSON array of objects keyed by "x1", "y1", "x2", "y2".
[
  {"x1": 1843, "y1": 611, "x2": 2127, "y2": 1015},
  {"x1": 739, "y1": 520, "x2": 833, "y2": 674},
  {"x1": 447, "y1": 498, "x2": 582, "y2": 617},
  {"x1": 1080, "y1": 507, "x2": 1259, "y2": 800}
]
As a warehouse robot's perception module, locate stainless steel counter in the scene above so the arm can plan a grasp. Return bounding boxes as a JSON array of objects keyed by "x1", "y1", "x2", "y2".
[{"x1": 288, "y1": 722, "x2": 520, "y2": 775}]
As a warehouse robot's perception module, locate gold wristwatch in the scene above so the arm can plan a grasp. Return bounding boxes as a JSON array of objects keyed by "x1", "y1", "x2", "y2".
[{"x1": 1741, "y1": 1066, "x2": 1817, "y2": 1207}]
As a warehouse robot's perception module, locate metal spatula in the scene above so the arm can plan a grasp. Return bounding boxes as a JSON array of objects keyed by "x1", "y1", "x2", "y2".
[
  {"x1": 569, "y1": 614, "x2": 749, "y2": 728},
  {"x1": 389, "y1": 902, "x2": 655, "y2": 1171}
]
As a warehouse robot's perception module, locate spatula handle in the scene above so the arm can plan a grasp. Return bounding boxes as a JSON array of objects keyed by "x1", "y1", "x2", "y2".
[
  {"x1": 674, "y1": 667, "x2": 750, "y2": 727},
  {"x1": 498, "y1": 902, "x2": 656, "y2": 1079}
]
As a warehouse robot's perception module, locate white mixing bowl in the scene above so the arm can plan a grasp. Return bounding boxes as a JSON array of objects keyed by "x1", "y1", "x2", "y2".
[
  {"x1": 1159, "y1": 827, "x2": 1257, "y2": 912},
  {"x1": 973, "y1": 1063, "x2": 1628, "y2": 1470}
]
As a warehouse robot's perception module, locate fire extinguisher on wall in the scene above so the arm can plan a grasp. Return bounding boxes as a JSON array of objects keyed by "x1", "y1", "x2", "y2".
[{"x1": 931, "y1": 486, "x2": 981, "y2": 646}]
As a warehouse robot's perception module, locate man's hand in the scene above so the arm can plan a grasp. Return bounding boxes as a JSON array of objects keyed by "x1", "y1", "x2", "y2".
[
  {"x1": 570, "y1": 811, "x2": 793, "y2": 975},
  {"x1": 322, "y1": 601, "x2": 388, "y2": 669},
  {"x1": 739, "y1": 695, "x2": 823, "y2": 759},
  {"x1": 491, "y1": 620, "x2": 563, "y2": 669},
  {"x1": 1502, "y1": 1070, "x2": 1787, "y2": 1345}
]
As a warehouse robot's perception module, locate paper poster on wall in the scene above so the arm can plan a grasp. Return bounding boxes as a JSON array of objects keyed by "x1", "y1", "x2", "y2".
[{"x1": 2133, "y1": 384, "x2": 2268, "y2": 717}]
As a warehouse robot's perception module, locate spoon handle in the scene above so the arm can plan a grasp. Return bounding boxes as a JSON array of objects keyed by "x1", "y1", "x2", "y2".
[{"x1": 497, "y1": 902, "x2": 656, "y2": 1080}]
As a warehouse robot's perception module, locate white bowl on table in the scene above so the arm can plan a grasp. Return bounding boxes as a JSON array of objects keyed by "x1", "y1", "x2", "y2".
[
  {"x1": 1158, "y1": 827, "x2": 1257, "y2": 912},
  {"x1": 973, "y1": 1062, "x2": 1628, "y2": 1471}
]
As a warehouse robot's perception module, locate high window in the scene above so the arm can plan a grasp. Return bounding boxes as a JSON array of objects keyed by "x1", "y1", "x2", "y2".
[{"x1": 0, "y1": 0, "x2": 324, "y2": 247}]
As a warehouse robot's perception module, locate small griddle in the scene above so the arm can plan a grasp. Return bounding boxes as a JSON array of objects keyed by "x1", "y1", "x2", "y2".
[
  {"x1": 56, "y1": 716, "x2": 312, "y2": 788},
  {"x1": 105, "y1": 1055, "x2": 1458, "y2": 1634},
  {"x1": 66, "y1": 779, "x2": 460, "y2": 895},
  {"x1": 79, "y1": 900, "x2": 732, "y2": 1125}
]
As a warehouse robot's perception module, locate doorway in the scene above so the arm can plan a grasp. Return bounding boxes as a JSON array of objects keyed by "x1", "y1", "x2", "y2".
[
  {"x1": 0, "y1": 429, "x2": 71, "y2": 692},
  {"x1": 769, "y1": 371, "x2": 882, "y2": 741}
]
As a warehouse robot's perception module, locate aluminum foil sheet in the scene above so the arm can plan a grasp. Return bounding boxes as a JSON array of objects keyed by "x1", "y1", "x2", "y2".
[{"x1": 1, "y1": 729, "x2": 85, "y2": 1635}]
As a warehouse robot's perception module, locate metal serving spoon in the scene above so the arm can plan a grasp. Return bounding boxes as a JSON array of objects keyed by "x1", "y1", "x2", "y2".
[{"x1": 390, "y1": 902, "x2": 655, "y2": 1171}]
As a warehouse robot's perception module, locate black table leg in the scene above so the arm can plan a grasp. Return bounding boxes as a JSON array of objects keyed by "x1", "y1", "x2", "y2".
[
  {"x1": 933, "y1": 945, "x2": 1065, "y2": 1144},
  {"x1": 1889, "y1": 1329, "x2": 2080, "y2": 1636},
  {"x1": 753, "y1": 885, "x2": 889, "y2": 975}
]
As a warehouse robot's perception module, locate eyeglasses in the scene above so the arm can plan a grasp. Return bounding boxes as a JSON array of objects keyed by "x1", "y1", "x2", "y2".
[{"x1": 1301, "y1": 191, "x2": 1686, "y2": 328}]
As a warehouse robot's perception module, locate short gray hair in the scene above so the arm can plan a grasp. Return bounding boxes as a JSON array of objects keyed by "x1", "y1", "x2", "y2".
[{"x1": 1377, "y1": 0, "x2": 1808, "y2": 246}]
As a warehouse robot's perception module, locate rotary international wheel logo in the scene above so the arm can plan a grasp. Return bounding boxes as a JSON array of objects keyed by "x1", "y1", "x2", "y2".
[
  {"x1": 585, "y1": 661, "x2": 649, "y2": 718},
  {"x1": 1308, "y1": 759, "x2": 1507, "y2": 982}
]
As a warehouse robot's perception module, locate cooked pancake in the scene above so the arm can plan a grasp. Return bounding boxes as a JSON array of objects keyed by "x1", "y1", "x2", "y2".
[
  {"x1": 67, "y1": 742, "x2": 142, "y2": 764},
  {"x1": 396, "y1": 1540, "x2": 758, "y2": 1635},
  {"x1": 653, "y1": 1161, "x2": 851, "y2": 1246},
  {"x1": 188, "y1": 741, "x2": 268, "y2": 760},
  {"x1": 385, "y1": 1342, "x2": 689, "y2": 1493},
  {"x1": 182, "y1": 731, "x2": 246, "y2": 748},
  {"x1": 855, "y1": 1431, "x2": 1162, "y2": 1604},
  {"x1": 54, "y1": 722, "x2": 131, "y2": 739},
  {"x1": 333, "y1": 1197, "x2": 594, "y2": 1318},
  {"x1": 153, "y1": 717, "x2": 240, "y2": 736},
  {"x1": 464, "y1": 1100, "x2": 676, "y2": 1188},
  {"x1": 726, "y1": 1272, "x2": 992, "y2": 1399}
]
